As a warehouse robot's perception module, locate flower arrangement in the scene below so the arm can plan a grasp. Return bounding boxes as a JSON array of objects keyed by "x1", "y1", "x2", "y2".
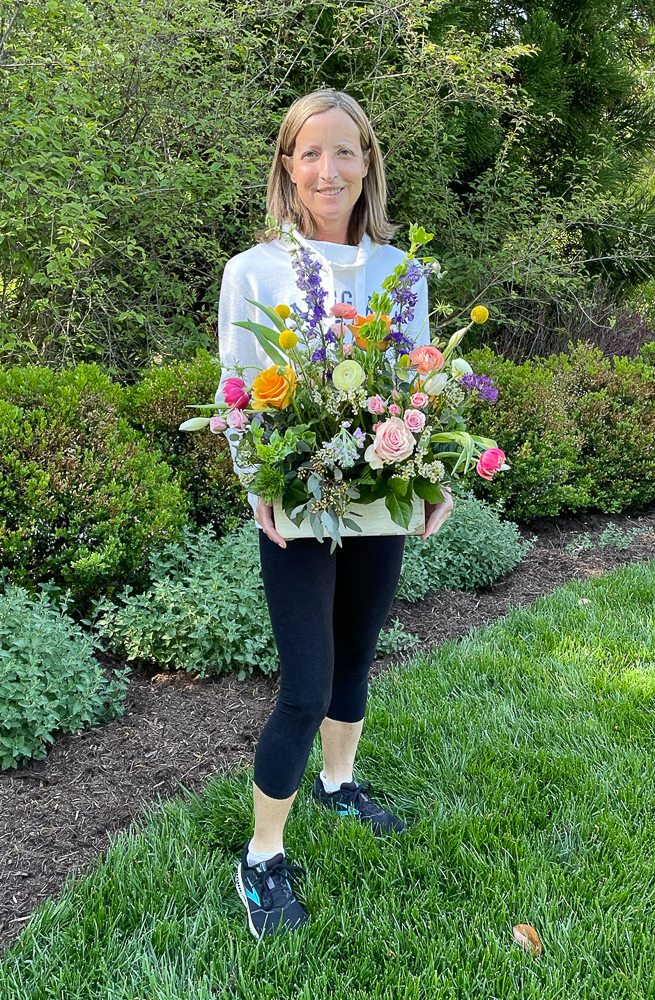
[{"x1": 181, "y1": 219, "x2": 509, "y2": 551}]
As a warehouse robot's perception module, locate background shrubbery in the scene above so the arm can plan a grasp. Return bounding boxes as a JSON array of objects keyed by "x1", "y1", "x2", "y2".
[
  {"x1": 1, "y1": 0, "x2": 654, "y2": 375},
  {"x1": 465, "y1": 342, "x2": 655, "y2": 519}
]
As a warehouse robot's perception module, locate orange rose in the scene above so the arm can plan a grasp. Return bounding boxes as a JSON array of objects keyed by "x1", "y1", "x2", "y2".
[
  {"x1": 251, "y1": 364, "x2": 296, "y2": 411},
  {"x1": 348, "y1": 313, "x2": 392, "y2": 350}
]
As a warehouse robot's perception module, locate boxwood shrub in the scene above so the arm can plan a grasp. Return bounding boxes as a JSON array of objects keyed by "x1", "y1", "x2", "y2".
[{"x1": 0, "y1": 364, "x2": 189, "y2": 611}]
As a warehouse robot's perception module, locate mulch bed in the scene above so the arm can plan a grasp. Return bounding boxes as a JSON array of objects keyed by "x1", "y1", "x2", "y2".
[{"x1": 1, "y1": 509, "x2": 654, "y2": 953}]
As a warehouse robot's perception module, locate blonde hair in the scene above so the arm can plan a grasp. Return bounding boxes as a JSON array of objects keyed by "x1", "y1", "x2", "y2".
[{"x1": 259, "y1": 89, "x2": 398, "y2": 246}]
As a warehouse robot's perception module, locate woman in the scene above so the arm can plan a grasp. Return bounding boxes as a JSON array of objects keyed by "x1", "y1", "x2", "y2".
[{"x1": 216, "y1": 89, "x2": 453, "y2": 941}]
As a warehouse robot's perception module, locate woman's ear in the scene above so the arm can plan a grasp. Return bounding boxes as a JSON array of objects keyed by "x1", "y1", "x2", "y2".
[
  {"x1": 362, "y1": 148, "x2": 371, "y2": 178},
  {"x1": 281, "y1": 153, "x2": 296, "y2": 183}
]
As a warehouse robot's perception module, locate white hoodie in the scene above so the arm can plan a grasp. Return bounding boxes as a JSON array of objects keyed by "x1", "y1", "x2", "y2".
[{"x1": 215, "y1": 224, "x2": 430, "y2": 522}]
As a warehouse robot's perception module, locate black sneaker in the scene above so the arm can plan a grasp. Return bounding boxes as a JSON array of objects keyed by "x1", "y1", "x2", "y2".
[
  {"x1": 312, "y1": 776, "x2": 406, "y2": 834},
  {"x1": 235, "y1": 843, "x2": 308, "y2": 941}
]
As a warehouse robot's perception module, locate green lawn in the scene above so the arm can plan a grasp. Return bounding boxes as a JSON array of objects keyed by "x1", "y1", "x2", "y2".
[{"x1": 2, "y1": 561, "x2": 655, "y2": 999}]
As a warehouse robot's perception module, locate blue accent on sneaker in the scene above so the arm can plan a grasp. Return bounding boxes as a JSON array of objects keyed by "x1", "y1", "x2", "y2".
[
  {"x1": 312, "y1": 776, "x2": 406, "y2": 834},
  {"x1": 235, "y1": 843, "x2": 308, "y2": 941}
]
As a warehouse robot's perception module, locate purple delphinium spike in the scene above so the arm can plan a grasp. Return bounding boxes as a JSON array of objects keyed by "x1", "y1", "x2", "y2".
[
  {"x1": 389, "y1": 259, "x2": 434, "y2": 349},
  {"x1": 291, "y1": 246, "x2": 328, "y2": 336}
]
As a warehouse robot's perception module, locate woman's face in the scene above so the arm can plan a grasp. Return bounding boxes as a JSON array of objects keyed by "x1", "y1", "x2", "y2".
[{"x1": 281, "y1": 108, "x2": 370, "y2": 240}]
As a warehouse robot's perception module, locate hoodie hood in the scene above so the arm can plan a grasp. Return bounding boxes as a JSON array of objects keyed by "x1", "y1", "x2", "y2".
[{"x1": 275, "y1": 222, "x2": 375, "y2": 318}]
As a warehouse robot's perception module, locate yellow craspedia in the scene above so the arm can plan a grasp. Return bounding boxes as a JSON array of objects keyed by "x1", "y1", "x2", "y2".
[
  {"x1": 278, "y1": 329, "x2": 298, "y2": 350},
  {"x1": 470, "y1": 305, "x2": 489, "y2": 324},
  {"x1": 274, "y1": 304, "x2": 291, "y2": 320}
]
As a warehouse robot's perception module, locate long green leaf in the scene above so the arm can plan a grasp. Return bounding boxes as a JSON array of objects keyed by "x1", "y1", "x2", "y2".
[
  {"x1": 244, "y1": 297, "x2": 287, "y2": 332},
  {"x1": 233, "y1": 320, "x2": 286, "y2": 366}
]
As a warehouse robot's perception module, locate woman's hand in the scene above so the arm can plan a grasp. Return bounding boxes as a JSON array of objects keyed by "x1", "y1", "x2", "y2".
[
  {"x1": 420, "y1": 487, "x2": 454, "y2": 541},
  {"x1": 255, "y1": 498, "x2": 288, "y2": 548}
]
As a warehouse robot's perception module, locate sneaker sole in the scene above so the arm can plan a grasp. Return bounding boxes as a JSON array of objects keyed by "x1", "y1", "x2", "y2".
[{"x1": 235, "y1": 863, "x2": 262, "y2": 941}]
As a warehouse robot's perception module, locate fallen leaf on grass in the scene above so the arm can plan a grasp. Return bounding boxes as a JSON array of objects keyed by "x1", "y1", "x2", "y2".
[
  {"x1": 513, "y1": 923, "x2": 543, "y2": 956},
  {"x1": 577, "y1": 598, "x2": 592, "y2": 605}
]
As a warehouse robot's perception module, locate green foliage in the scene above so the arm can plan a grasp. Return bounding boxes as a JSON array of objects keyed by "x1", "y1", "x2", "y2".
[
  {"x1": 396, "y1": 494, "x2": 533, "y2": 601},
  {"x1": 95, "y1": 497, "x2": 529, "y2": 677},
  {"x1": 0, "y1": 581, "x2": 130, "y2": 770},
  {"x1": 466, "y1": 343, "x2": 655, "y2": 519},
  {"x1": 93, "y1": 522, "x2": 280, "y2": 679},
  {"x1": 2, "y1": 0, "x2": 653, "y2": 373},
  {"x1": 375, "y1": 618, "x2": 420, "y2": 657},
  {"x1": 0, "y1": 363, "x2": 189, "y2": 611},
  {"x1": 118, "y1": 351, "x2": 251, "y2": 533}
]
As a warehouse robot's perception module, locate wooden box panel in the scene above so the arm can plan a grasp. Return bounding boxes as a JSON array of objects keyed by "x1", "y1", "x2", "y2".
[{"x1": 273, "y1": 495, "x2": 425, "y2": 540}]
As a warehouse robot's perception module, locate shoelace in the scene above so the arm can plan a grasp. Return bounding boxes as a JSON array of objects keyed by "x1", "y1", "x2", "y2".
[
  {"x1": 340, "y1": 781, "x2": 385, "y2": 818},
  {"x1": 258, "y1": 859, "x2": 306, "y2": 912}
]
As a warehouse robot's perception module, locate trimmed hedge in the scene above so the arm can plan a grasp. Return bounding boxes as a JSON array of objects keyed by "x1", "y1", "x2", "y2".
[
  {"x1": 0, "y1": 364, "x2": 189, "y2": 611},
  {"x1": 465, "y1": 341, "x2": 655, "y2": 520}
]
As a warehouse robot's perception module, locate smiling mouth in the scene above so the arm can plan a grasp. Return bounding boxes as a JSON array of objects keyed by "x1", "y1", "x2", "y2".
[{"x1": 317, "y1": 188, "x2": 344, "y2": 196}]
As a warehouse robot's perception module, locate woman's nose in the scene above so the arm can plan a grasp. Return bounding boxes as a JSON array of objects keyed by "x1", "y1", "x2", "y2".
[{"x1": 318, "y1": 152, "x2": 339, "y2": 179}]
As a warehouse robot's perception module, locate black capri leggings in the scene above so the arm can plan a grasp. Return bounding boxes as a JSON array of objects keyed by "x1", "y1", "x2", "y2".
[{"x1": 254, "y1": 530, "x2": 406, "y2": 800}]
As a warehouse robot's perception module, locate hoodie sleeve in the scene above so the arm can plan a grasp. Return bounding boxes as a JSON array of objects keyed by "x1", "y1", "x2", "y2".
[{"x1": 215, "y1": 257, "x2": 263, "y2": 521}]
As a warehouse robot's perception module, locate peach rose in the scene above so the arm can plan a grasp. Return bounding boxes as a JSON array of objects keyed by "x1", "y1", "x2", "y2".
[
  {"x1": 365, "y1": 416, "x2": 416, "y2": 468},
  {"x1": 404, "y1": 408, "x2": 426, "y2": 433},
  {"x1": 476, "y1": 447, "x2": 506, "y2": 481},
  {"x1": 251, "y1": 364, "x2": 296, "y2": 411},
  {"x1": 331, "y1": 302, "x2": 359, "y2": 319},
  {"x1": 408, "y1": 345, "x2": 444, "y2": 375}
]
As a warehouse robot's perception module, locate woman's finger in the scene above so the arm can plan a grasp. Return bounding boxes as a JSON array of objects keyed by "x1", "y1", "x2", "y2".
[{"x1": 256, "y1": 501, "x2": 287, "y2": 548}]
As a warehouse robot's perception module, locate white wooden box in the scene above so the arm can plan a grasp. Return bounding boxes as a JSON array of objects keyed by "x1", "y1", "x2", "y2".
[{"x1": 273, "y1": 495, "x2": 425, "y2": 540}]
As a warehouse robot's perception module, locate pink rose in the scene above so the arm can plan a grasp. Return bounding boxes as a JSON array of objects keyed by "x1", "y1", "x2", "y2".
[
  {"x1": 476, "y1": 447, "x2": 506, "y2": 481},
  {"x1": 367, "y1": 394, "x2": 386, "y2": 415},
  {"x1": 209, "y1": 415, "x2": 228, "y2": 433},
  {"x1": 342, "y1": 343, "x2": 353, "y2": 356},
  {"x1": 391, "y1": 388, "x2": 401, "y2": 401},
  {"x1": 408, "y1": 345, "x2": 445, "y2": 376},
  {"x1": 227, "y1": 408, "x2": 249, "y2": 430},
  {"x1": 388, "y1": 403, "x2": 401, "y2": 416},
  {"x1": 365, "y1": 416, "x2": 416, "y2": 468},
  {"x1": 331, "y1": 302, "x2": 359, "y2": 320},
  {"x1": 411, "y1": 391, "x2": 429, "y2": 408},
  {"x1": 372, "y1": 421, "x2": 381, "y2": 431},
  {"x1": 222, "y1": 377, "x2": 250, "y2": 409},
  {"x1": 404, "y1": 408, "x2": 426, "y2": 432}
]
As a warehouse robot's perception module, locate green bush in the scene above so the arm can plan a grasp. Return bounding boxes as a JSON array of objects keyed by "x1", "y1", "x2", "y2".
[
  {"x1": 94, "y1": 497, "x2": 530, "y2": 678},
  {"x1": 396, "y1": 494, "x2": 533, "y2": 601},
  {"x1": 464, "y1": 343, "x2": 655, "y2": 520},
  {"x1": 93, "y1": 521, "x2": 278, "y2": 679},
  {"x1": 0, "y1": 364, "x2": 189, "y2": 610},
  {"x1": 0, "y1": 581, "x2": 130, "y2": 770},
  {"x1": 118, "y1": 351, "x2": 250, "y2": 534}
]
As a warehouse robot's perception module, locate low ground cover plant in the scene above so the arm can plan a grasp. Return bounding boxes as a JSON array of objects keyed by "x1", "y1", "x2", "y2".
[
  {"x1": 0, "y1": 581, "x2": 130, "y2": 770},
  {"x1": 94, "y1": 495, "x2": 529, "y2": 678},
  {"x1": 3, "y1": 560, "x2": 653, "y2": 995}
]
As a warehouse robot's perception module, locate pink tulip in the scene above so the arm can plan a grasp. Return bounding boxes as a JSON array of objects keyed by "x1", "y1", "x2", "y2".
[
  {"x1": 222, "y1": 377, "x2": 250, "y2": 409},
  {"x1": 476, "y1": 447, "x2": 506, "y2": 481}
]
